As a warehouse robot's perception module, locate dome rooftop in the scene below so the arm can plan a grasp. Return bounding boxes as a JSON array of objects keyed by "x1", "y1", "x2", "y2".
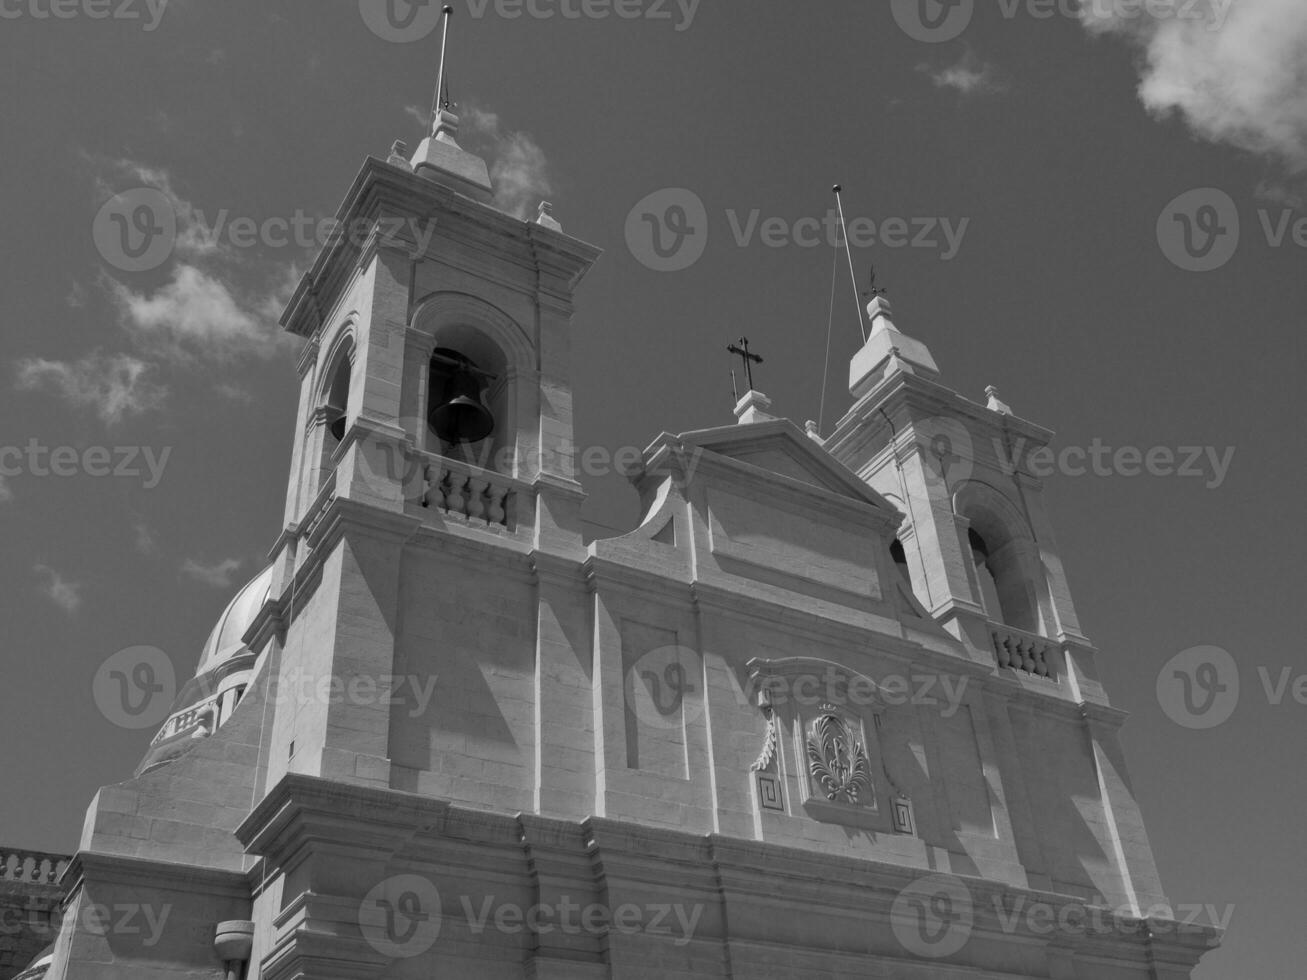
[{"x1": 195, "y1": 565, "x2": 274, "y2": 676}]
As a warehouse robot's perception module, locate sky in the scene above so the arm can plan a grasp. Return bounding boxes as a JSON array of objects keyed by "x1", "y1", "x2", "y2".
[{"x1": 1, "y1": 1, "x2": 1305, "y2": 976}]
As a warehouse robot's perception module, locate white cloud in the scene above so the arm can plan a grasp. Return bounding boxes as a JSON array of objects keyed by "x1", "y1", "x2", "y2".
[
  {"x1": 181, "y1": 557, "x2": 244, "y2": 588},
  {"x1": 35, "y1": 565, "x2": 82, "y2": 614},
  {"x1": 1079, "y1": 0, "x2": 1307, "y2": 172},
  {"x1": 133, "y1": 521, "x2": 159, "y2": 556},
  {"x1": 918, "y1": 52, "x2": 1008, "y2": 96},
  {"x1": 459, "y1": 106, "x2": 555, "y2": 220},
  {"x1": 1255, "y1": 178, "x2": 1306, "y2": 207},
  {"x1": 405, "y1": 103, "x2": 430, "y2": 130},
  {"x1": 17, "y1": 157, "x2": 307, "y2": 423},
  {"x1": 108, "y1": 264, "x2": 285, "y2": 365},
  {"x1": 16, "y1": 352, "x2": 166, "y2": 425}
]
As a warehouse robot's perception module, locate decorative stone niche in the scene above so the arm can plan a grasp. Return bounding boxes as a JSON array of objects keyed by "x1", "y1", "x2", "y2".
[{"x1": 746, "y1": 657, "x2": 917, "y2": 835}]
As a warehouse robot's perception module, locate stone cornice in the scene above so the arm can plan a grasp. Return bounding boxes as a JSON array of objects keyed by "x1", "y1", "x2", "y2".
[
  {"x1": 829, "y1": 371, "x2": 1055, "y2": 460},
  {"x1": 282, "y1": 157, "x2": 601, "y2": 340},
  {"x1": 60, "y1": 852, "x2": 250, "y2": 899}
]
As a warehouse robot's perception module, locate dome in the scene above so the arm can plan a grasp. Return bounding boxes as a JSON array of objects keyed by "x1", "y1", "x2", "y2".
[{"x1": 194, "y1": 565, "x2": 275, "y2": 675}]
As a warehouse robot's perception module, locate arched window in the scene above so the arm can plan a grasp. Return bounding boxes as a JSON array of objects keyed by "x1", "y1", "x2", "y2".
[
  {"x1": 969, "y1": 528, "x2": 1007, "y2": 624},
  {"x1": 956, "y1": 484, "x2": 1045, "y2": 635},
  {"x1": 323, "y1": 350, "x2": 352, "y2": 450}
]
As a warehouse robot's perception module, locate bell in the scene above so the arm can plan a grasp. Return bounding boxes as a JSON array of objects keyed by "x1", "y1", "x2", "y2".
[
  {"x1": 326, "y1": 408, "x2": 347, "y2": 443},
  {"x1": 429, "y1": 358, "x2": 495, "y2": 444}
]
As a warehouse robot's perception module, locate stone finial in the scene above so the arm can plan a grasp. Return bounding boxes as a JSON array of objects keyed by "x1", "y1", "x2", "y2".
[
  {"x1": 734, "y1": 390, "x2": 776, "y2": 425},
  {"x1": 432, "y1": 107, "x2": 462, "y2": 144},
  {"x1": 866, "y1": 295, "x2": 896, "y2": 335},
  {"x1": 805, "y1": 420, "x2": 821, "y2": 442},
  {"x1": 986, "y1": 385, "x2": 1012, "y2": 415},
  {"x1": 409, "y1": 109, "x2": 493, "y2": 201},
  {"x1": 387, "y1": 140, "x2": 413, "y2": 172},
  {"x1": 536, "y1": 201, "x2": 562, "y2": 232}
]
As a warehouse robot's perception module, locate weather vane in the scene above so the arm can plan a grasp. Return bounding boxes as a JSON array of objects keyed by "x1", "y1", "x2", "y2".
[{"x1": 863, "y1": 264, "x2": 888, "y2": 300}]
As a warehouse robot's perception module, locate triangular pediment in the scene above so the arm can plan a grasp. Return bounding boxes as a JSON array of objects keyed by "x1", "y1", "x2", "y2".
[{"x1": 665, "y1": 419, "x2": 899, "y2": 516}]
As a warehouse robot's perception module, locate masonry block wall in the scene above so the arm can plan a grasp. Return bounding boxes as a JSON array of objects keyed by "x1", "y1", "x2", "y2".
[{"x1": 0, "y1": 856, "x2": 66, "y2": 980}]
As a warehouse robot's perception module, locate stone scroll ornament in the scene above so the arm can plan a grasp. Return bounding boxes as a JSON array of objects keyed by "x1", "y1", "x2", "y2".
[{"x1": 806, "y1": 711, "x2": 874, "y2": 807}]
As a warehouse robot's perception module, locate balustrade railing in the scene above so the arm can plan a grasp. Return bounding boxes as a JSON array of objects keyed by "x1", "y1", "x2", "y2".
[
  {"x1": 416, "y1": 453, "x2": 526, "y2": 530},
  {"x1": 0, "y1": 850, "x2": 70, "y2": 885},
  {"x1": 990, "y1": 623, "x2": 1058, "y2": 681},
  {"x1": 150, "y1": 695, "x2": 219, "y2": 745}
]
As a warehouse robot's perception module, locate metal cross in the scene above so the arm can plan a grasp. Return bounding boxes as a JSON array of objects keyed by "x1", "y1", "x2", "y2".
[{"x1": 727, "y1": 338, "x2": 764, "y2": 392}]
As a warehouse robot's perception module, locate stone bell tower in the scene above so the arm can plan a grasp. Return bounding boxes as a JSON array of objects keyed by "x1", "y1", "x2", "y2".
[
  {"x1": 821, "y1": 294, "x2": 1153, "y2": 905},
  {"x1": 263, "y1": 101, "x2": 601, "y2": 800}
]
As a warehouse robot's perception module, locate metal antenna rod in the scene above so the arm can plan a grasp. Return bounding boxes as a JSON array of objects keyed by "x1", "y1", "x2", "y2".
[
  {"x1": 430, "y1": 5, "x2": 455, "y2": 130},
  {"x1": 833, "y1": 185, "x2": 868, "y2": 343}
]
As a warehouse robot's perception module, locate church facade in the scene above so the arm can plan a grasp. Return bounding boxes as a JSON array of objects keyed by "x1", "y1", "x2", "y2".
[{"x1": 33, "y1": 99, "x2": 1219, "y2": 980}]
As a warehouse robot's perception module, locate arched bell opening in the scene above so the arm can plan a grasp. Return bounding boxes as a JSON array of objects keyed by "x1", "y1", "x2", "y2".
[
  {"x1": 310, "y1": 337, "x2": 356, "y2": 502},
  {"x1": 968, "y1": 525, "x2": 1041, "y2": 634},
  {"x1": 423, "y1": 324, "x2": 512, "y2": 471},
  {"x1": 429, "y1": 348, "x2": 496, "y2": 451},
  {"x1": 323, "y1": 353, "x2": 352, "y2": 448}
]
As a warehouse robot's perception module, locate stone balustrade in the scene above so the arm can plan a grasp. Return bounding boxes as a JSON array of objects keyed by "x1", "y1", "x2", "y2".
[
  {"x1": 150, "y1": 695, "x2": 219, "y2": 745},
  {"x1": 0, "y1": 850, "x2": 69, "y2": 886},
  {"x1": 418, "y1": 454, "x2": 526, "y2": 530},
  {"x1": 990, "y1": 623, "x2": 1058, "y2": 680}
]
